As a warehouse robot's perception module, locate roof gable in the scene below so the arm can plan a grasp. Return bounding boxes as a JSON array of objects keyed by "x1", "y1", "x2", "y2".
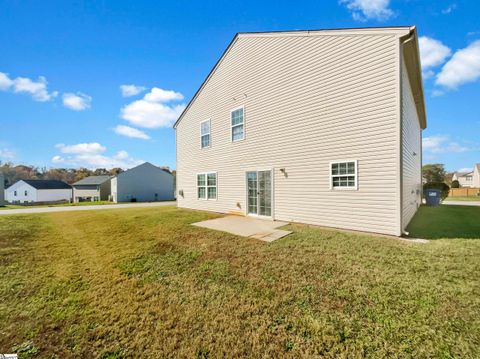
[
  {"x1": 173, "y1": 26, "x2": 425, "y2": 129},
  {"x1": 117, "y1": 162, "x2": 172, "y2": 178}
]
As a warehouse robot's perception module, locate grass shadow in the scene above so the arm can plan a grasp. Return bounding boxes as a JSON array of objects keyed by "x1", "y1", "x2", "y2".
[{"x1": 407, "y1": 205, "x2": 480, "y2": 239}]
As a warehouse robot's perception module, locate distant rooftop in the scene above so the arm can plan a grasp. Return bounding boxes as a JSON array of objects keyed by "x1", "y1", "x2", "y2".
[
  {"x1": 73, "y1": 175, "x2": 111, "y2": 186},
  {"x1": 23, "y1": 179, "x2": 71, "y2": 190}
]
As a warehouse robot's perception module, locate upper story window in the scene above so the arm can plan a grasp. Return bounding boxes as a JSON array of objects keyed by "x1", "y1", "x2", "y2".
[
  {"x1": 201, "y1": 120, "x2": 211, "y2": 148},
  {"x1": 466, "y1": 176, "x2": 472, "y2": 181},
  {"x1": 197, "y1": 172, "x2": 217, "y2": 200},
  {"x1": 24, "y1": 190, "x2": 28, "y2": 196},
  {"x1": 330, "y1": 160, "x2": 358, "y2": 190},
  {"x1": 14, "y1": 190, "x2": 17, "y2": 196},
  {"x1": 231, "y1": 106, "x2": 245, "y2": 142}
]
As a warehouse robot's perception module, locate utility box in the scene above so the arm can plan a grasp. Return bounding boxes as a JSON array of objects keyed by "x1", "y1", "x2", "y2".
[{"x1": 424, "y1": 189, "x2": 442, "y2": 206}]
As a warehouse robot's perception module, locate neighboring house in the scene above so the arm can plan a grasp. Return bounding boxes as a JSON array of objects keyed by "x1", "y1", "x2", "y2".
[
  {"x1": 175, "y1": 26, "x2": 426, "y2": 237},
  {"x1": 5, "y1": 180, "x2": 72, "y2": 203},
  {"x1": 111, "y1": 162, "x2": 174, "y2": 202},
  {"x1": 0, "y1": 172, "x2": 4, "y2": 206},
  {"x1": 72, "y1": 176, "x2": 111, "y2": 202},
  {"x1": 452, "y1": 164, "x2": 480, "y2": 187}
]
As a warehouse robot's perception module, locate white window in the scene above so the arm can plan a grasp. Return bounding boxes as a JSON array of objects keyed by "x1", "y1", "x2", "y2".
[
  {"x1": 197, "y1": 173, "x2": 217, "y2": 200},
  {"x1": 24, "y1": 190, "x2": 28, "y2": 196},
  {"x1": 330, "y1": 160, "x2": 358, "y2": 190},
  {"x1": 200, "y1": 120, "x2": 211, "y2": 148},
  {"x1": 14, "y1": 190, "x2": 17, "y2": 196},
  {"x1": 231, "y1": 106, "x2": 244, "y2": 142}
]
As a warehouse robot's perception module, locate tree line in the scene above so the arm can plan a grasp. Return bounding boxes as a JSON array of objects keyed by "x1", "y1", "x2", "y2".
[{"x1": 0, "y1": 162, "x2": 124, "y2": 187}]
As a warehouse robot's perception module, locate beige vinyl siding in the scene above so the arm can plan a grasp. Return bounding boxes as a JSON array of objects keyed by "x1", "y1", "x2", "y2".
[
  {"x1": 401, "y1": 55, "x2": 422, "y2": 230},
  {"x1": 176, "y1": 31, "x2": 407, "y2": 236}
]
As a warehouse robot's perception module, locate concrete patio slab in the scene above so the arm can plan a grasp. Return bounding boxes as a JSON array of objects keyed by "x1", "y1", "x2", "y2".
[{"x1": 192, "y1": 215, "x2": 291, "y2": 241}]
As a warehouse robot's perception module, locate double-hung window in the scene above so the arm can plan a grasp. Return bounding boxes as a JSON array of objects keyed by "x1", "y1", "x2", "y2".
[
  {"x1": 197, "y1": 173, "x2": 217, "y2": 200},
  {"x1": 201, "y1": 120, "x2": 211, "y2": 148},
  {"x1": 330, "y1": 160, "x2": 358, "y2": 190},
  {"x1": 231, "y1": 106, "x2": 244, "y2": 141}
]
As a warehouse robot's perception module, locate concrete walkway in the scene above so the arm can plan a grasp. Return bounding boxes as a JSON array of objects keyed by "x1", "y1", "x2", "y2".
[
  {"x1": 443, "y1": 201, "x2": 480, "y2": 206},
  {"x1": 193, "y1": 215, "x2": 291, "y2": 242},
  {"x1": 0, "y1": 201, "x2": 176, "y2": 215}
]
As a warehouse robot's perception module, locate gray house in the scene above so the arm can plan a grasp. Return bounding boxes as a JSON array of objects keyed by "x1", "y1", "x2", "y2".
[
  {"x1": 72, "y1": 176, "x2": 111, "y2": 202},
  {"x1": 111, "y1": 162, "x2": 174, "y2": 202},
  {"x1": 174, "y1": 26, "x2": 426, "y2": 237}
]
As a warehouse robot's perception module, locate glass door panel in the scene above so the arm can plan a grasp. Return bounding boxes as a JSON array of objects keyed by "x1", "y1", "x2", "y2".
[
  {"x1": 247, "y1": 171, "x2": 258, "y2": 215},
  {"x1": 258, "y1": 171, "x2": 272, "y2": 217},
  {"x1": 247, "y1": 170, "x2": 272, "y2": 217}
]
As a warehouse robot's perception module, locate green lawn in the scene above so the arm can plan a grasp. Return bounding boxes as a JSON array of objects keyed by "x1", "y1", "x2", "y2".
[
  {"x1": 407, "y1": 205, "x2": 480, "y2": 239},
  {"x1": 444, "y1": 196, "x2": 480, "y2": 202},
  {"x1": 0, "y1": 206, "x2": 479, "y2": 358}
]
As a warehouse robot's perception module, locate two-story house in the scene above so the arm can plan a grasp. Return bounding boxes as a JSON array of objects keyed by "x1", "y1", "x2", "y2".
[
  {"x1": 72, "y1": 175, "x2": 112, "y2": 202},
  {"x1": 452, "y1": 164, "x2": 480, "y2": 188},
  {"x1": 175, "y1": 26, "x2": 426, "y2": 237}
]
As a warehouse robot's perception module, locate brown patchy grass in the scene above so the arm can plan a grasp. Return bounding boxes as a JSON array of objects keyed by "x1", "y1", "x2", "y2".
[{"x1": 0, "y1": 206, "x2": 479, "y2": 358}]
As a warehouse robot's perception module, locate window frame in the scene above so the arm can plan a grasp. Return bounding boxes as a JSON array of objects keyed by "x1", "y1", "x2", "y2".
[
  {"x1": 200, "y1": 119, "x2": 211, "y2": 149},
  {"x1": 329, "y1": 160, "x2": 358, "y2": 191},
  {"x1": 197, "y1": 172, "x2": 217, "y2": 200},
  {"x1": 230, "y1": 105, "x2": 245, "y2": 142}
]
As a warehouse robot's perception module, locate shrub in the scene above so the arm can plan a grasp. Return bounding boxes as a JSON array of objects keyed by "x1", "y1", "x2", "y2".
[
  {"x1": 423, "y1": 182, "x2": 450, "y2": 200},
  {"x1": 451, "y1": 180, "x2": 460, "y2": 188}
]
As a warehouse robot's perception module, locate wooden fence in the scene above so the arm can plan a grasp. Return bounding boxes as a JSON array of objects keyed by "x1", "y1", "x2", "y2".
[{"x1": 449, "y1": 187, "x2": 480, "y2": 197}]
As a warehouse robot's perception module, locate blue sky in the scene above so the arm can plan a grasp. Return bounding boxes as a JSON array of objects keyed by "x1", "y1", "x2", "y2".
[{"x1": 0, "y1": 0, "x2": 479, "y2": 172}]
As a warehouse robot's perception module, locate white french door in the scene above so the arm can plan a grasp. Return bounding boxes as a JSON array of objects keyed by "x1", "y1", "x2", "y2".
[{"x1": 246, "y1": 170, "x2": 272, "y2": 218}]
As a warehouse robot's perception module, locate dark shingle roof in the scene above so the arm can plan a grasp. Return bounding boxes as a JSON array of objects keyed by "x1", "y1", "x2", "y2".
[
  {"x1": 73, "y1": 175, "x2": 111, "y2": 186},
  {"x1": 23, "y1": 180, "x2": 72, "y2": 190}
]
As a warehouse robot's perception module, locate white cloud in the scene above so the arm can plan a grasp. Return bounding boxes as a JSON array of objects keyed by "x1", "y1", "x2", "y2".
[
  {"x1": 0, "y1": 72, "x2": 58, "y2": 101},
  {"x1": 62, "y1": 92, "x2": 92, "y2": 111},
  {"x1": 0, "y1": 148, "x2": 15, "y2": 159},
  {"x1": 419, "y1": 36, "x2": 451, "y2": 70},
  {"x1": 55, "y1": 142, "x2": 106, "y2": 155},
  {"x1": 52, "y1": 143, "x2": 142, "y2": 169},
  {"x1": 423, "y1": 135, "x2": 469, "y2": 154},
  {"x1": 436, "y1": 40, "x2": 480, "y2": 89},
  {"x1": 339, "y1": 0, "x2": 393, "y2": 21},
  {"x1": 143, "y1": 87, "x2": 184, "y2": 103},
  {"x1": 120, "y1": 87, "x2": 185, "y2": 128},
  {"x1": 441, "y1": 4, "x2": 457, "y2": 14},
  {"x1": 13, "y1": 76, "x2": 58, "y2": 102},
  {"x1": 431, "y1": 89, "x2": 445, "y2": 97},
  {"x1": 113, "y1": 125, "x2": 150, "y2": 140},
  {"x1": 0, "y1": 72, "x2": 14, "y2": 90},
  {"x1": 120, "y1": 84, "x2": 146, "y2": 97}
]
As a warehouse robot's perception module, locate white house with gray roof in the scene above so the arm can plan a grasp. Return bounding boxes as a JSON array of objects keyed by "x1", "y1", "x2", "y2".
[
  {"x1": 174, "y1": 26, "x2": 426, "y2": 237},
  {"x1": 72, "y1": 175, "x2": 112, "y2": 202},
  {"x1": 5, "y1": 180, "x2": 72, "y2": 203},
  {"x1": 452, "y1": 164, "x2": 480, "y2": 188}
]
